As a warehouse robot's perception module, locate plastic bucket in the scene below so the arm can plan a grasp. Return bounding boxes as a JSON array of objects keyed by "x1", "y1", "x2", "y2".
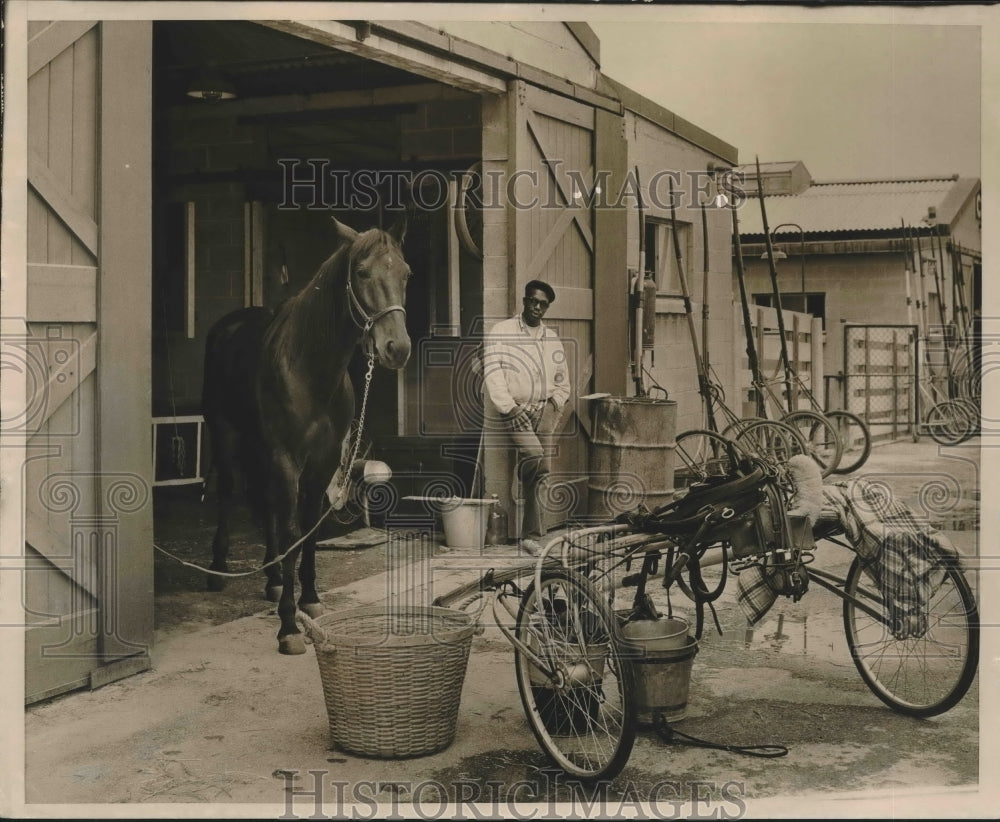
[
  {"x1": 623, "y1": 617, "x2": 698, "y2": 724},
  {"x1": 439, "y1": 498, "x2": 492, "y2": 550}
]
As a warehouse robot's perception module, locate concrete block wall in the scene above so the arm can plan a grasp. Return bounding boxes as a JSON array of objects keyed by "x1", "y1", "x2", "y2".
[{"x1": 400, "y1": 98, "x2": 481, "y2": 162}]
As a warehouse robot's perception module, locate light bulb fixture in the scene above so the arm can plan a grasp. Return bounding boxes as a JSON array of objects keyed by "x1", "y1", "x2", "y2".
[
  {"x1": 186, "y1": 70, "x2": 237, "y2": 102},
  {"x1": 706, "y1": 162, "x2": 733, "y2": 208}
]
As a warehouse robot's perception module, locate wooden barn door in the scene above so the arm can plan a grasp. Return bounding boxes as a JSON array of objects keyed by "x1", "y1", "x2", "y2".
[
  {"x1": 509, "y1": 82, "x2": 596, "y2": 523},
  {"x1": 23, "y1": 21, "x2": 153, "y2": 703}
]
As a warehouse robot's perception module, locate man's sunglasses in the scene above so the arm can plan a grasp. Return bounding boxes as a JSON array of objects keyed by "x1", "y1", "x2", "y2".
[{"x1": 524, "y1": 297, "x2": 550, "y2": 309}]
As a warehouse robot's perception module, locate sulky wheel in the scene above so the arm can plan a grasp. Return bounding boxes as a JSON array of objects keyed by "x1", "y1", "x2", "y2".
[
  {"x1": 783, "y1": 410, "x2": 844, "y2": 477},
  {"x1": 513, "y1": 568, "x2": 637, "y2": 782},
  {"x1": 842, "y1": 552, "x2": 979, "y2": 717},
  {"x1": 673, "y1": 429, "x2": 754, "y2": 489},
  {"x1": 826, "y1": 410, "x2": 872, "y2": 475}
]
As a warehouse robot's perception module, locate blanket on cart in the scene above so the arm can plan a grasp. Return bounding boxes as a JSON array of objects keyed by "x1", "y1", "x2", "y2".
[{"x1": 737, "y1": 476, "x2": 960, "y2": 629}]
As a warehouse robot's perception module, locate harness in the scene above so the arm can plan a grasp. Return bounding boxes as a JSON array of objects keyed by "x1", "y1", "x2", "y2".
[{"x1": 345, "y1": 273, "x2": 406, "y2": 348}]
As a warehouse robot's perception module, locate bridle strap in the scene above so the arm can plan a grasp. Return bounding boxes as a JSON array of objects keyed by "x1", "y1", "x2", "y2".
[{"x1": 346, "y1": 276, "x2": 406, "y2": 335}]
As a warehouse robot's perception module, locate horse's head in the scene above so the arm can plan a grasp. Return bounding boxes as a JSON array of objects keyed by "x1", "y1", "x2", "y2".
[{"x1": 335, "y1": 216, "x2": 412, "y2": 369}]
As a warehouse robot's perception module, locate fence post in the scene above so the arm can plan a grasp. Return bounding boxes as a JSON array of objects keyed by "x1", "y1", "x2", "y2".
[
  {"x1": 864, "y1": 326, "x2": 872, "y2": 427},
  {"x1": 811, "y1": 317, "x2": 824, "y2": 409},
  {"x1": 791, "y1": 312, "x2": 801, "y2": 409},
  {"x1": 891, "y1": 328, "x2": 899, "y2": 440}
]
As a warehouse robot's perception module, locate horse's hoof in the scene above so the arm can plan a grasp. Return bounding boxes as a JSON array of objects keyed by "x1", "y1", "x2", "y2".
[
  {"x1": 265, "y1": 585, "x2": 283, "y2": 602},
  {"x1": 300, "y1": 602, "x2": 324, "y2": 619},
  {"x1": 278, "y1": 634, "x2": 307, "y2": 655},
  {"x1": 207, "y1": 575, "x2": 226, "y2": 593}
]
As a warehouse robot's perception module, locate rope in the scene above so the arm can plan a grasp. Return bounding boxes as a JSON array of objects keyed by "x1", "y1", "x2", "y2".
[
  {"x1": 653, "y1": 714, "x2": 788, "y2": 759},
  {"x1": 157, "y1": 349, "x2": 378, "y2": 580}
]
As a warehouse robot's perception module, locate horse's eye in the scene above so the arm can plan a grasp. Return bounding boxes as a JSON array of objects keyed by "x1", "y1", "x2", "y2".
[{"x1": 354, "y1": 267, "x2": 370, "y2": 279}]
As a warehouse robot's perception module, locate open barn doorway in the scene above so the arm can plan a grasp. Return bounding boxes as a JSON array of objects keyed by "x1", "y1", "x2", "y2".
[{"x1": 148, "y1": 20, "x2": 484, "y2": 637}]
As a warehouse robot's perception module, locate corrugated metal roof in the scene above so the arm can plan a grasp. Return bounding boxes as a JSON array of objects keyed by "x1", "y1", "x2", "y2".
[{"x1": 735, "y1": 177, "x2": 963, "y2": 236}]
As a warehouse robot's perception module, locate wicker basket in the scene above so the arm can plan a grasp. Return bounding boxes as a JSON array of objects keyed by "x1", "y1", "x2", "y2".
[{"x1": 301, "y1": 606, "x2": 476, "y2": 759}]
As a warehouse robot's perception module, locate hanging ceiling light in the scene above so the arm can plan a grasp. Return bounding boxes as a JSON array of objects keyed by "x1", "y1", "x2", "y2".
[{"x1": 186, "y1": 69, "x2": 237, "y2": 102}]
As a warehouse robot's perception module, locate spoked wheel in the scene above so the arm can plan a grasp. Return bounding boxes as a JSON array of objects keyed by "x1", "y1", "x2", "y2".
[
  {"x1": 733, "y1": 419, "x2": 807, "y2": 471},
  {"x1": 827, "y1": 410, "x2": 872, "y2": 475},
  {"x1": 674, "y1": 429, "x2": 753, "y2": 488},
  {"x1": 925, "y1": 400, "x2": 976, "y2": 446},
  {"x1": 842, "y1": 553, "x2": 979, "y2": 717},
  {"x1": 951, "y1": 397, "x2": 981, "y2": 437},
  {"x1": 514, "y1": 569, "x2": 637, "y2": 782},
  {"x1": 720, "y1": 416, "x2": 764, "y2": 439},
  {"x1": 783, "y1": 410, "x2": 843, "y2": 477}
]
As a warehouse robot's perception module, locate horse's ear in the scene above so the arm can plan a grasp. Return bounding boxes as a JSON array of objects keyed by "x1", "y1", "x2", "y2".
[
  {"x1": 387, "y1": 211, "x2": 408, "y2": 246},
  {"x1": 330, "y1": 217, "x2": 359, "y2": 245}
]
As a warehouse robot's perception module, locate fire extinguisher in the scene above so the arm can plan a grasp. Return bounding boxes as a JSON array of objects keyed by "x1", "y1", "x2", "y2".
[{"x1": 641, "y1": 274, "x2": 657, "y2": 350}]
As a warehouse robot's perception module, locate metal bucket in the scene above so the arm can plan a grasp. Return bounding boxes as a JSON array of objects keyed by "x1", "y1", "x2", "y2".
[
  {"x1": 623, "y1": 617, "x2": 698, "y2": 725},
  {"x1": 588, "y1": 396, "x2": 677, "y2": 519},
  {"x1": 439, "y1": 498, "x2": 492, "y2": 550}
]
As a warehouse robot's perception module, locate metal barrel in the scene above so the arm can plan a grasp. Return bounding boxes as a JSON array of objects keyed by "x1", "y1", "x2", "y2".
[{"x1": 587, "y1": 396, "x2": 677, "y2": 520}]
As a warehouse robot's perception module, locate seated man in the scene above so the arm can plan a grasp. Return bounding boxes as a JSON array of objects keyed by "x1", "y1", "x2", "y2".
[{"x1": 482, "y1": 280, "x2": 570, "y2": 552}]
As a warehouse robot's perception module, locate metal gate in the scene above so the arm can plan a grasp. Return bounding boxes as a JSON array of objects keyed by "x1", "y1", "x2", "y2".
[{"x1": 843, "y1": 324, "x2": 919, "y2": 444}]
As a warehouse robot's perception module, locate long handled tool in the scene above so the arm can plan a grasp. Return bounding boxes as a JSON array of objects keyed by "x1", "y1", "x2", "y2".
[
  {"x1": 669, "y1": 176, "x2": 716, "y2": 430},
  {"x1": 732, "y1": 200, "x2": 766, "y2": 417},
  {"x1": 633, "y1": 165, "x2": 647, "y2": 396},
  {"x1": 900, "y1": 219, "x2": 915, "y2": 327},
  {"x1": 754, "y1": 158, "x2": 795, "y2": 412},
  {"x1": 931, "y1": 226, "x2": 956, "y2": 396},
  {"x1": 701, "y1": 202, "x2": 715, "y2": 430}
]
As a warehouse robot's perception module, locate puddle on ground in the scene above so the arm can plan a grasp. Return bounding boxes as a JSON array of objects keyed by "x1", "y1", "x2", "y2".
[
  {"x1": 710, "y1": 610, "x2": 848, "y2": 663},
  {"x1": 931, "y1": 518, "x2": 980, "y2": 532}
]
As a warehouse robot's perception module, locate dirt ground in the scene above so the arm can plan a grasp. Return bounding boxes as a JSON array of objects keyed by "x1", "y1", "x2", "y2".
[{"x1": 19, "y1": 437, "x2": 992, "y2": 818}]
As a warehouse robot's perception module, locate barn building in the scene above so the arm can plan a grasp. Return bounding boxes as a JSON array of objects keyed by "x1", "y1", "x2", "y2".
[
  {"x1": 6, "y1": 16, "x2": 741, "y2": 702},
  {"x1": 735, "y1": 161, "x2": 981, "y2": 440}
]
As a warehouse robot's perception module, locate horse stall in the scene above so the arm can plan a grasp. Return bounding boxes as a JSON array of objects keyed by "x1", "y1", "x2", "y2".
[{"x1": 11, "y1": 13, "x2": 739, "y2": 699}]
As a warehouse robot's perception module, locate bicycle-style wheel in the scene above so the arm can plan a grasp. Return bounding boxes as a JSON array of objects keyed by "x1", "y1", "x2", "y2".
[
  {"x1": 514, "y1": 569, "x2": 637, "y2": 781},
  {"x1": 925, "y1": 400, "x2": 976, "y2": 446},
  {"x1": 674, "y1": 428, "x2": 753, "y2": 487},
  {"x1": 951, "y1": 397, "x2": 981, "y2": 437},
  {"x1": 842, "y1": 552, "x2": 979, "y2": 717},
  {"x1": 783, "y1": 410, "x2": 843, "y2": 476},
  {"x1": 719, "y1": 416, "x2": 764, "y2": 439},
  {"x1": 827, "y1": 410, "x2": 872, "y2": 474},
  {"x1": 733, "y1": 419, "x2": 807, "y2": 470}
]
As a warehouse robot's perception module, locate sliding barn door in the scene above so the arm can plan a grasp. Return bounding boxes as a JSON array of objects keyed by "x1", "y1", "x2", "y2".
[
  {"x1": 22, "y1": 20, "x2": 153, "y2": 703},
  {"x1": 509, "y1": 81, "x2": 597, "y2": 522}
]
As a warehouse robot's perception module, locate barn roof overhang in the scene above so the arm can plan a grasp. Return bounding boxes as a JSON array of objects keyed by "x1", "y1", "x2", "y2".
[
  {"x1": 158, "y1": 19, "x2": 737, "y2": 168},
  {"x1": 264, "y1": 20, "x2": 737, "y2": 162},
  {"x1": 738, "y1": 231, "x2": 982, "y2": 260},
  {"x1": 262, "y1": 20, "x2": 625, "y2": 113}
]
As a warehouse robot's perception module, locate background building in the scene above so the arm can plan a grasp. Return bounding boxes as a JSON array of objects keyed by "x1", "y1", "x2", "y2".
[{"x1": 735, "y1": 161, "x2": 981, "y2": 437}]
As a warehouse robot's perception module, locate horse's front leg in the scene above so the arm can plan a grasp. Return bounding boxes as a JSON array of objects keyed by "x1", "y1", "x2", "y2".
[
  {"x1": 296, "y1": 478, "x2": 326, "y2": 619},
  {"x1": 262, "y1": 509, "x2": 283, "y2": 603},
  {"x1": 269, "y1": 457, "x2": 306, "y2": 655}
]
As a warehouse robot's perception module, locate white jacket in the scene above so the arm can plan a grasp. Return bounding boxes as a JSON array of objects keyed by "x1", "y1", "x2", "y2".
[{"x1": 482, "y1": 314, "x2": 571, "y2": 415}]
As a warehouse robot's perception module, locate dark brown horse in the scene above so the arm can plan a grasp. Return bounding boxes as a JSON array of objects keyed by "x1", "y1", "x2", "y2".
[{"x1": 202, "y1": 216, "x2": 411, "y2": 654}]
